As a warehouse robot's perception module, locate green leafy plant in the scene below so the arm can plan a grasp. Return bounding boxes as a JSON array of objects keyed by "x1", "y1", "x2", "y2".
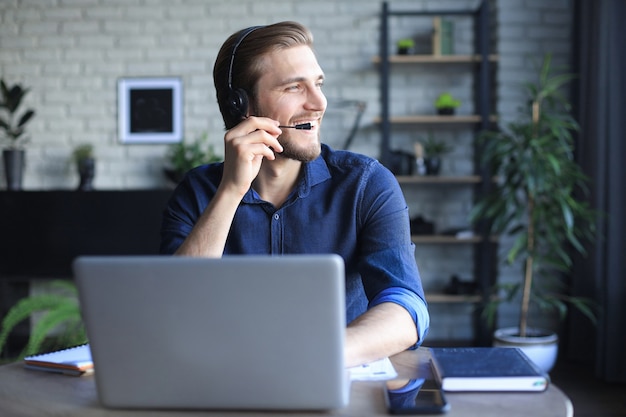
[
  {"x1": 469, "y1": 54, "x2": 598, "y2": 337},
  {"x1": 422, "y1": 135, "x2": 452, "y2": 157},
  {"x1": 72, "y1": 144, "x2": 94, "y2": 164},
  {"x1": 434, "y1": 92, "x2": 461, "y2": 111},
  {"x1": 397, "y1": 38, "x2": 415, "y2": 48},
  {"x1": 0, "y1": 78, "x2": 36, "y2": 149},
  {"x1": 396, "y1": 38, "x2": 415, "y2": 54},
  {"x1": 0, "y1": 280, "x2": 86, "y2": 359},
  {"x1": 164, "y1": 132, "x2": 222, "y2": 183}
]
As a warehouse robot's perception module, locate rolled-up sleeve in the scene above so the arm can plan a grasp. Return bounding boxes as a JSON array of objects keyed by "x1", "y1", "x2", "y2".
[{"x1": 370, "y1": 287, "x2": 430, "y2": 349}]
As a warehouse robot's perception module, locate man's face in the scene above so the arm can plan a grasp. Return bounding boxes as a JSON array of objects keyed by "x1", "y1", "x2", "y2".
[{"x1": 253, "y1": 45, "x2": 327, "y2": 162}]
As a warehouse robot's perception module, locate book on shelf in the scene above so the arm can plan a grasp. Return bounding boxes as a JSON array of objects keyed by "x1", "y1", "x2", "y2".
[
  {"x1": 440, "y1": 19, "x2": 454, "y2": 55},
  {"x1": 430, "y1": 347, "x2": 550, "y2": 392},
  {"x1": 432, "y1": 17, "x2": 454, "y2": 55},
  {"x1": 23, "y1": 344, "x2": 93, "y2": 376},
  {"x1": 432, "y1": 17, "x2": 441, "y2": 55}
]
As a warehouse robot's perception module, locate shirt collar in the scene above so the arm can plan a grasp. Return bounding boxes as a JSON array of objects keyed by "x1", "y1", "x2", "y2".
[{"x1": 298, "y1": 152, "x2": 331, "y2": 198}]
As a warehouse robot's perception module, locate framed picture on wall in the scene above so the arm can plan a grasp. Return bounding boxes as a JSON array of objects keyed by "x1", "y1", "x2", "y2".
[{"x1": 117, "y1": 77, "x2": 183, "y2": 144}]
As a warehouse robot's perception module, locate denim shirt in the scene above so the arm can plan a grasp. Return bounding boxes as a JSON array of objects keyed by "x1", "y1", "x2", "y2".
[{"x1": 160, "y1": 144, "x2": 429, "y2": 346}]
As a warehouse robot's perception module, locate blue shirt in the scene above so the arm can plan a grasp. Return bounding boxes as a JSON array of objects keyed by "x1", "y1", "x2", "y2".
[{"x1": 160, "y1": 144, "x2": 429, "y2": 346}]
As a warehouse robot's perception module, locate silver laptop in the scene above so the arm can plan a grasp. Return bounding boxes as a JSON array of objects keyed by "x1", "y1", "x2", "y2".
[{"x1": 73, "y1": 254, "x2": 348, "y2": 410}]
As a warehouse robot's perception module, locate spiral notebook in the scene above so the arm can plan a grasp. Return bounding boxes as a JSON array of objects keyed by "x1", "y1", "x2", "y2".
[{"x1": 24, "y1": 344, "x2": 93, "y2": 376}]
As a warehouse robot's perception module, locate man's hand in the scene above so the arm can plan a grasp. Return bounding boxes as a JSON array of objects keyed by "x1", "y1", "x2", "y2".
[
  {"x1": 221, "y1": 116, "x2": 283, "y2": 198},
  {"x1": 174, "y1": 117, "x2": 283, "y2": 258}
]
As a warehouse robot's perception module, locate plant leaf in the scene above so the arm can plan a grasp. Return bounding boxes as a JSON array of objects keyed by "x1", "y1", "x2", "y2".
[{"x1": 23, "y1": 302, "x2": 83, "y2": 357}]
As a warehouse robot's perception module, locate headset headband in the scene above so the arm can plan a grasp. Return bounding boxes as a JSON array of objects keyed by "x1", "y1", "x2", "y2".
[{"x1": 227, "y1": 25, "x2": 263, "y2": 90}]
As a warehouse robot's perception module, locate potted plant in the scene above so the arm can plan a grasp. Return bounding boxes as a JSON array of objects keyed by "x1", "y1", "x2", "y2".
[
  {"x1": 164, "y1": 132, "x2": 222, "y2": 184},
  {"x1": 469, "y1": 55, "x2": 598, "y2": 372},
  {"x1": 422, "y1": 135, "x2": 452, "y2": 175},
  {"x1": 396, "y1": 38, "x2": 415, "y2": 55},
  {"x1": 72, "y1": 144, "x2": 95, "y2": 191},
  {"x1": 0, "y1": 280, "x2": 86, "y2": 359},
  {"x1": 434, "y1": 92, "x2": 461, "y2": 115},
  {"x1": 0, "y1": 79, "x2": 36, "y2": 191}
]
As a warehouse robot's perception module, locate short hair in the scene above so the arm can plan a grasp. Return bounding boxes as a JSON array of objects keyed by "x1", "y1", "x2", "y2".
[{"x1": 213, "y1": 21, "x2": 314, "y2": 130}]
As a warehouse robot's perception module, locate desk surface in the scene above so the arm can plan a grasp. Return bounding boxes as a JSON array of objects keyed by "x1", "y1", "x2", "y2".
[{"x1": 0, "y1": 348, "x2": 572, "y2": 417}]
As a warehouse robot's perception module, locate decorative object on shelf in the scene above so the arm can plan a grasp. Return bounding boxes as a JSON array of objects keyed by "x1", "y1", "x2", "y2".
[
  {"x1": 72, "y1": 144, "x2": 95, "y2": 191},
  {"x1": 441, "y1": 227, "x2": 475, "y2": 240},
  {"x1": 0, "y1": 280, "x2": 86, "y2": 359},
  {"x1": 387, "y1": 150, "x2": 415, "y2": 176},
  {"x1": 412, "y1": 142, "x2": 426, "y2": 176},
  {"x1": 434, "y1": 92, "x2": 461, "y2": 115},
  {"x1": 117, "y1": 77, "x2": 183, "y2": 144},
  {"x1": 410, "y1": 215, "x2": 435, "y2": 235},
  {"x1": 444, "y1": 275, "x2": 478, "y2": 295},
  {"x1": 396, "y1": 38, "x2": 415, "y2": 55},
  {"x1": 432, "y1": 17, "x2": 455, "y2": 56},
  {"x1": 422, "y1": 135, "x2": 452, "y2": 175},
  {"x1": 0, "y1": 79, "x2": 36, "y2": 191},
  {"x1": 469, "y1": 54, "x2": 598, "y2": 372},
  {"x1": 164, "y1": 131, "x2": 222, "y2": 184}
]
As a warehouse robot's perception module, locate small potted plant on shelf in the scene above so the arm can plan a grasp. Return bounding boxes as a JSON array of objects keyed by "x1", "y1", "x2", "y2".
[
  {"x1": 0, "y1": 78, "x2": 36, "y2": 191},
  {"x1": 396, "y1": 38, "x2": 415, "y2": 55},
  {"x1": 434, "y1": 92, "x2": 461, "y2": 115},
  {"x1": 422, "y1": 135, "x2": 452, "y2": 175},
  {"x1": 469, "y1": 54, "x2": 598, "y2": 372},
  {"x1": 72, "y1": 143, "x2": 95, "y2": 191},
  {"x1": 164, "y1": 132, "x2": 222, "y2": 184}
]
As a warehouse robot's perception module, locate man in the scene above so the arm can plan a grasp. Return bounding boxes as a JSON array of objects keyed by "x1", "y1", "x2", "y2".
[{"x1": 160, "y1": 21, "x2": 429, "y2": 367}]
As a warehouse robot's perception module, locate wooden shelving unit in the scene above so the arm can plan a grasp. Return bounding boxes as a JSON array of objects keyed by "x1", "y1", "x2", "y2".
[
  {"x1": 376, "y1": 1, "x2": 497, "y2": 344},
  {"x1": 396, "y1": 175, "x2": 482, "y2": 184},
  {"x1": 426, "y1": 293, "x2": 482, "y2": 304},
  {"x1": 374, "y1": 115, "x2": 498, "y2": 124},
  {"x1": 411, "y1": 235, "x2": 498, "y2": 244},
  {"x1": 372, "y1": 54, "x2": 499, "y2": 64},
  {"x1": 412, "y1": 235, "x2": 481, "y2": 244}
]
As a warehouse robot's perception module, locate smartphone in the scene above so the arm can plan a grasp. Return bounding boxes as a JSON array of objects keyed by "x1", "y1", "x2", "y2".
[{"x1": 384, "y1": 378, "x2": 450, "y2": 414}]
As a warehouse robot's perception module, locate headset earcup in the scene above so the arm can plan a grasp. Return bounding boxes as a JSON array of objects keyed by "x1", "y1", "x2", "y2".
[{"x1": 227, "y1": 88, "x2": 249, "y2": 120}]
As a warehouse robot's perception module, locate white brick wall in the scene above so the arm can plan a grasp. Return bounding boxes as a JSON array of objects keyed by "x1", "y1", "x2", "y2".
[
  {"x1": 0, "y1": 0, "x2": 574, "y2": 340},
  {"x1": 0, "y1": 0, "x2": 572, "y2": 188}
]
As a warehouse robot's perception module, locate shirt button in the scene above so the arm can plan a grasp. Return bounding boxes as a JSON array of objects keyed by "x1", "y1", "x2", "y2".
[{"x1": 273, "y1": 213, "x2": 280, "y2": 220}]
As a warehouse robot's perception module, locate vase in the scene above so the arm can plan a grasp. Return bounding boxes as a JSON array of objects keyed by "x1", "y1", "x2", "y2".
[
  {"x1": 493, "y1": 327, "x2": 559, "y2": 373},
  {"x1": 425, "y1": 157, "x2": 441, "y2": 175},
  {"x1": 2, "y1": 149, "x2": 25, "y2": 191},
  {"x1": 77, "y1": 158, "x2": 95, "y2": 191},
  {"x1": 437, "y1": 108, "x2": 455, "y2": 115}
]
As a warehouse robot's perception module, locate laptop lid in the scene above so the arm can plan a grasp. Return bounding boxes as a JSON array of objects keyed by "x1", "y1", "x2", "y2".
[{"x1": 73, "y1": 254, "x2": 348, "y2": 410}]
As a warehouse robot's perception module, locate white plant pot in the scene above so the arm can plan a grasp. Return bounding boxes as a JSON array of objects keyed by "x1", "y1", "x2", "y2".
[{"x1": 493, "y1": 327, "x2": 559, "y2": 373}]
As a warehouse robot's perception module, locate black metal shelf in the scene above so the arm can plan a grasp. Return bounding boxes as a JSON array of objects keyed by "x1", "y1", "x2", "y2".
[{"x1": 376, "y1": 1, "x2": 497, "y2": 345}]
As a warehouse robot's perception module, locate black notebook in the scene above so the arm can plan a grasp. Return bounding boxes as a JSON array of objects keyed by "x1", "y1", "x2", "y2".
[{"x1": 430, "y1": 347, "x2": 549, "y2": 392}]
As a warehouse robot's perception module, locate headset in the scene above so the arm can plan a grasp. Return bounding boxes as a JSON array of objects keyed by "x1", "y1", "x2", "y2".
[{"x1": 226, "y1": 25, "x2": 264, "y2": 120}]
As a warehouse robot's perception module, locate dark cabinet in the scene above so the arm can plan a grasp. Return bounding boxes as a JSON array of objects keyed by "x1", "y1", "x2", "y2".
[{"x1": 0, "y1": 190, "x2": 172, "y2": 280}]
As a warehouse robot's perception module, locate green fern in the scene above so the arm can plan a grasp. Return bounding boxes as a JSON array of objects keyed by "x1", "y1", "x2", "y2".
[{"x1": 0, "y1": 280, "x2": 86, "y2": 359}]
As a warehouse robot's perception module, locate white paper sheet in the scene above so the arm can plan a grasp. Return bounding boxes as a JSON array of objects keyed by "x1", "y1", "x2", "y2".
[{"x1": 349, "y1": 357, "x2": 398, "y2": 381}]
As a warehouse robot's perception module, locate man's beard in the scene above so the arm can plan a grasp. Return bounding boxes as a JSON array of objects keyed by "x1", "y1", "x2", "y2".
[
  {"x1": 277, "y1": 134, "x2": 322, "y2": 162},
  {"x1": 251, "y1": 100, "x2": 323, "y2": 162}
]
